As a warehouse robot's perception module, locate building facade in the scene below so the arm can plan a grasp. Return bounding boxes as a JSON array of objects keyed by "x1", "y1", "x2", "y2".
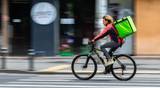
[
  {"x1": 135, "y1": 0, "x2": 160, "y2": 55},
  {"x1": 0, "y1": 0, "x2": 139, "y2": 56}
]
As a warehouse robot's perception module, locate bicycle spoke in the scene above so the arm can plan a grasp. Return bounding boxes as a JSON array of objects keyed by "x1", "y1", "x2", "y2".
[
  {"x1": 72, "y1": 55, "x2": 97, "y2": 80},
  {"x1": 111, "y1": 55, "x2": 136, "y2": 81}
]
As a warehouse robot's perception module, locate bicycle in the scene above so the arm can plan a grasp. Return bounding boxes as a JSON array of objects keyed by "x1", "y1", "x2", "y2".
[{"x1": 71, "y1": 42, "x2": 137, "y2": 81}]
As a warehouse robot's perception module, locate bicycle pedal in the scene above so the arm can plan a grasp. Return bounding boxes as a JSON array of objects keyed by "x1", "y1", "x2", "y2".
[
  {"x1": 104, "y1": 70, "x2": 111, "y2": 74},
  {"x1": 103, "y1": 66, "x2": 111, "y2": 74}
]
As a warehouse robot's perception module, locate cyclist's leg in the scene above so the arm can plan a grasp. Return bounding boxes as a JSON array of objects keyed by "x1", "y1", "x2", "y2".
[
  {"x1": 108, "y1": 44, "x2": 121, "y2": 57},
  {"x1": 100, "y1": 42, "x2": 111, "y2": 59},
  {"x1": 108, "y1": 48, "x2": 115, "y2": 57},
  {"x1": 101, "y1": 41, "x2": 120, "y2": 73},
  {"x1": 100, "y1": 41, "x2": 119, "y2": 59}
]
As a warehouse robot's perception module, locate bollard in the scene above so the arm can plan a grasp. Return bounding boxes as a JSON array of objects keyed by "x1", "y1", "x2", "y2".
[
  {"x1": 1, "y1": 48, "x2": 8, "y2": 69},
  {"x1": 28, "y1": 49, "x2": 35, "y2": 71}
]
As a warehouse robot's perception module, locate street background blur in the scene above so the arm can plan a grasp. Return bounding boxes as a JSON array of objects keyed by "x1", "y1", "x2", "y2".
[
  {"x1": 1, "y1": 1, "x2": 160, "y2": 88},
  {"x1": 0, "y1": 0, "x2": 160, "y2": 57}
]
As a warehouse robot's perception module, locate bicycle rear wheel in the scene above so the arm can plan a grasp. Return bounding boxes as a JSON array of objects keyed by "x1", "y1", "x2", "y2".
[
  {"x1": 71, "y1": 55, "x2": 97, "y2": 80},
  {"x1": 111, "y1": 54, "x2": 137, "y2": 81}
]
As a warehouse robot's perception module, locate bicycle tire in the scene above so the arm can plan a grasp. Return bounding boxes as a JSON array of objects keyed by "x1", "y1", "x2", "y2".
[
  {"x1": 111, "y1": 54, "x2": 137, "y2": 81},
  {"x1": 71, "y1": 55, "x2": 97, "y2": 80}
]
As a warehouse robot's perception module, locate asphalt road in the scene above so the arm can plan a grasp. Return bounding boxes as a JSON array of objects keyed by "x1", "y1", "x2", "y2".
[{"x1": 0, "y1": 73, "x2": 160, "y2": 88}]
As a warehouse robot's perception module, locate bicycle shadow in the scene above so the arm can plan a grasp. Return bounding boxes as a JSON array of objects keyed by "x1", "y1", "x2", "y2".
[{"x1": 72, "y1": 78, "x2": 115, "y2": 82}]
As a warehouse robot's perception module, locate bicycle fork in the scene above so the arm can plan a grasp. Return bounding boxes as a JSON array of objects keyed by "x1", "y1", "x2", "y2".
[{"x1": 82, "y1": 54, "x2": 92, "y2": 68}]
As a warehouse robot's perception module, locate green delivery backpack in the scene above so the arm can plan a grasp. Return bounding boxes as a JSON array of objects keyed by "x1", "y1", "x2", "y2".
[{"x1": 114, "y1": 16, "x2": 137, "y2": 38}]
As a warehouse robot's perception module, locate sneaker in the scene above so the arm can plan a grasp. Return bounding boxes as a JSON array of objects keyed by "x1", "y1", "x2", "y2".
[{"x1": 104, "y1": 58, "x2": 114, "y2": 67}]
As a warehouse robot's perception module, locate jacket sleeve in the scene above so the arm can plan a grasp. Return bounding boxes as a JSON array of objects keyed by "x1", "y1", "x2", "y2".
[{"x1": 93, "y1": 26, "x2": 111, "y2": 41}]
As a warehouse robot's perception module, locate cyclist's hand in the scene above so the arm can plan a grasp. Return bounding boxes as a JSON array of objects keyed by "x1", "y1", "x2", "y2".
[{"x1": 89, "y1": 40, "x2": 95, "y2": 44}]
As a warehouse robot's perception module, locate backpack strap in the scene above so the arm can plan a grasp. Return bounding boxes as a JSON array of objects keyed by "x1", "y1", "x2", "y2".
[
  {"x1": 112, "y1": 24, "x2": 124, "y2": 46},
  {"x1": 112, "y1": 24, "x2": 118, "y2": 36}
]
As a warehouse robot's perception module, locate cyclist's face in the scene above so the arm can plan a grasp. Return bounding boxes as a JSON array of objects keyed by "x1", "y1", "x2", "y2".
[{"x1": 103, "y1": 19, "x2": 108, "y2": 26}]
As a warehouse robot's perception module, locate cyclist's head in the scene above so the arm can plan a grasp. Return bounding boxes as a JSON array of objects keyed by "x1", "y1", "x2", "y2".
[{"x1": 103, "y1": 15, "x2": 114, "y2": 25}]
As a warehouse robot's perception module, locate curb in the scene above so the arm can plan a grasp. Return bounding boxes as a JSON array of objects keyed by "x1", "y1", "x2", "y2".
[
  {"x1": 5, "y1": 55, "x2": 160, "y2": 59},
  {"x1": 132, "y1": 56, "x2": 160, "y2": 59},
  {"x1": 0, "y1": 69, "x2": 32, "y2": 74},
  {"x1": 0, "y1": 69, "x2": 71, "y2": 74},
  {"x1": 1, "y1": 69, "x2": 160, "y2": 74}
]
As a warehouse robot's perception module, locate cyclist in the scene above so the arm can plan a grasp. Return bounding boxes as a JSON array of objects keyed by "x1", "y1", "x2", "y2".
[{"x1": 91, "y1": 15, "x2": 124, "y2": 66}]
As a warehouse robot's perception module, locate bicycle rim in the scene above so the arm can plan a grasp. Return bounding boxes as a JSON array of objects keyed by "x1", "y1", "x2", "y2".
[
  {"x1": 111, "y1": 55, "x2": 137, "y2": 81},
  {"x1": 71, "y1": 55, "x2": 97, "y2": 80}
]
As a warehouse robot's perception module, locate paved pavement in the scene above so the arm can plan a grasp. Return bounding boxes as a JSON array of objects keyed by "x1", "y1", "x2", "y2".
[{"x1": 0, "y1": 56, "x2": 160, "y2": 74}]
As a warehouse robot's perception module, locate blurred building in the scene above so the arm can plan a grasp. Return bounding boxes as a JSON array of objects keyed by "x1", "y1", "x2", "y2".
[
  {"x1": 1, "y1": 0, "x2": 158, "y2": 56},
  {"x1": 135, "y1": 0, "x2": 160, "y2": 55},
  {"x1": 0, "y1": 0, "x2": 95, "y2": 56}
]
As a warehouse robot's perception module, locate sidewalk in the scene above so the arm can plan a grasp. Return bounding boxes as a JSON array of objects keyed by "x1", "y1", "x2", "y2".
[{"x1": 0, "y1": 56, "x2": 160, "y2": 74}]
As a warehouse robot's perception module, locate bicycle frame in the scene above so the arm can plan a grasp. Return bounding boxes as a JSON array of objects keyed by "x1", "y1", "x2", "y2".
[
  {"x1": 86, "y1": 43, "x2": 107, "y2": 67},
  {"x1": 86, "y1": 43, "x2": 124, "y2": 69}
]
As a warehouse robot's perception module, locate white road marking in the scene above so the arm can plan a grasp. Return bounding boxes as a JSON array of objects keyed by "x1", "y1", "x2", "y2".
[{"x1": 0, "y1": 84, "x2": 160, "y2": 88}]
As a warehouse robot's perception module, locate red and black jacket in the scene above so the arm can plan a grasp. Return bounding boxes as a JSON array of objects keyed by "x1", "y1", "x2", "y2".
[{"x1": 93, "y1": 23, "x2": 124, "y2": 45}]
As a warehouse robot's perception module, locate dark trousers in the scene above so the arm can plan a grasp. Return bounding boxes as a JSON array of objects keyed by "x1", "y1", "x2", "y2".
[{"x1": 100, "y1": 41, "x2": 120, "y2": 59}]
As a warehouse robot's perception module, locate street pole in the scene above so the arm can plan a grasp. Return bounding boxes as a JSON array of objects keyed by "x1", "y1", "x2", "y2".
[
  {"x1": 1, "y1": 0, "x2": 9, "y2": 69},
  {"x1": 1, "y1": 0, "x2": 9, "y2": 51},
  {"x1": 95, "y1": 0, "x2": 109, "y2": 56},
  {"x1": 28, "y1": 49, "x2": 35, "y2": 71},
  {"x1": 1, "y1": 48, "x2": 8, "y2": 69},
  {"x1": 95, "y1": 0, "x2": 108, "y2": 28}
]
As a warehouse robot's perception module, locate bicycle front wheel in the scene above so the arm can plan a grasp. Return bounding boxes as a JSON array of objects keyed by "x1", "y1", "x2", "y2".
[
  {"x1": 71, "y1": 55, "x2": 97, "y2": 80},
  {"x1": 111, "y1": 55, "x2": 137, "y2": 81}
]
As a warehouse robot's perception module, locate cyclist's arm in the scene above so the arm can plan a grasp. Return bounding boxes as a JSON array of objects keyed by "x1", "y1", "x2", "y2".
[{"x1": 92, "y1": 26, "x2": 111, "y2": 42}]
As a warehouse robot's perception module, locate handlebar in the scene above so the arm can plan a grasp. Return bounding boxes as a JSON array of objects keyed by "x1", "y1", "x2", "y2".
[{"x1": 88, "y1": 41, "x2": 95, "y2": 51}]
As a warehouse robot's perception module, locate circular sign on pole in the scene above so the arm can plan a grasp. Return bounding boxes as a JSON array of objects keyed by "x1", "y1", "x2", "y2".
[{"x1": 31, "y1": 2, "x2": 57, "y2": 25}]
